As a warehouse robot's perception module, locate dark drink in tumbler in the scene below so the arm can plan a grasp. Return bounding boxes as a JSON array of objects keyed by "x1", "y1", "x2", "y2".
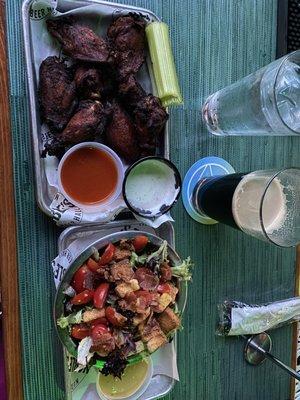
[
  {"x1": 194, "y1": 173, "x2": 245, "y2": 228},
  {"x1": 193, "y1": 168, "x2": 300, "y2": 247}
]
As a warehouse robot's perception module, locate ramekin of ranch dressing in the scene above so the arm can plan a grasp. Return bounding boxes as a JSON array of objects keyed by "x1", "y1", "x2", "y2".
[
  {"x1": 96, "y1": 357, "x2": 153, "y2": 400},
  {"x1": 123, "y1": 157, "x2": 181, "y2": 218}
]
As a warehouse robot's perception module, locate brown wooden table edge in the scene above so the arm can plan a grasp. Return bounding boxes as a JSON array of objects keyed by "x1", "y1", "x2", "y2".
[
  {"x1": 0, "y1": 1, "x2": 24, "y2": 399},
  {"x1": 290, "y1": 245, "x2": 300, "y2": 400}
]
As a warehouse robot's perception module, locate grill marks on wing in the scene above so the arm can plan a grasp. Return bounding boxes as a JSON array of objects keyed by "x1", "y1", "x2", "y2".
[
  {"x1": 61, "y1": 100, "x2": 108, "y2": 144},
  {"x1": 38, "y1": 56, "x2": 77, "y2": 132},
  {"x1": 107, "y1": 15, "x2": 146, "y2": 78},
  {"x1": 46, "y1": 17, "x2": 111, "y2": 63},
  {"x1": 105, "y1": 100, "x2": 141, "y2": 162}
]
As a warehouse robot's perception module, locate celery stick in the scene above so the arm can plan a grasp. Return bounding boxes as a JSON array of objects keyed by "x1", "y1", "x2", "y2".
[{"x1": 146, "y1": 22, "x2": 183, "y2": 107}]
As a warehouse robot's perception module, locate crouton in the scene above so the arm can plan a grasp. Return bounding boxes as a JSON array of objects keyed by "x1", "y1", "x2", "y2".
[
  {"x1": 139, "y1": 317, "x2": 168, "y2": 353},
  {"x1": 82, "y1": 308, "x2": 105, "y2": 323},
  {"x1": 110, "y1": 260, "x2": 134, "y2": 282},
  {"x1": 115, "y1": 279, "x2": 140, "y2": 298},
  {"x1": 147, "y1": 333, "x2": 168, "y2": 353},
  {"x1": 152, "y1": 293, "x2": 172, "y2": 313},
  {"x1": 157, "y1": 307, "x2": 180, "y2": 334},
  {"x1": 133, "y1": 307, "x2": 151, "y2": 326},
  {"x1": 119, "y1": 239, "x2": 134, "y2": 251},
  {"x1": 139, "y1": 317, "x2": 162, "y2": 342},
  {"x1": 114, "y1": 248, "x2": 132, "y2": 261},
  {"x1": 168, "y1": 285, "x2": 179, "y2": 303}
]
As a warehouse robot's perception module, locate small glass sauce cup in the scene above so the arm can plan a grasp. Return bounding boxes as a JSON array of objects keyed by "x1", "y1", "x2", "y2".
[{"x1": 57, "y1": 142, "x2": 124, "y2": 213}]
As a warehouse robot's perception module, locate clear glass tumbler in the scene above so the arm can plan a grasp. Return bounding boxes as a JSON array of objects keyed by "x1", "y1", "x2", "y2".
[
  {"x1": 202, "y1": 50, "x2": 300, "y2": 136},
  {"x1": 193, "y1": 168, "x2": 300, "y2": 247}
]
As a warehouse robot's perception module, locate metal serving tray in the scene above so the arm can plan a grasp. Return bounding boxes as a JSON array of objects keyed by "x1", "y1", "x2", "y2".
[
  {"x1": 58, "y1": 220, "x2": 176, "y2": 400},
  {"x1": 22, "y1": 0, "x2": 170, "y2": 218}
]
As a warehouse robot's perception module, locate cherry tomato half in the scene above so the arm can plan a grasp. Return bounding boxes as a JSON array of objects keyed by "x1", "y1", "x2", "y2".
[
  {"x1": 71, "y1": 264, "x2": 94, "y2": 293},
  {"x1": 71, "y1": 324, "x2": 90, "y2": 340},
  {"x1": 87, "y1": 258, "x2": 100, "y2": 273},
  {"x1": 93, "y1": 283, "x2": 110, "y2": 309},
  {"x1": 90, "y1": 317, "x2": 108, "y2": 329},
  {"x1": 99, "y1": 243, "x2": 115, "y2": 266},
  {"x1": 70, "y1": 289, "x2": 94, "y2": 305},
  {"x1": 105, "y1": 306, "x2": 126, "y2": 327},
  {"x1": 91, "y1": 323, "x2": 110, "y2": 343},
  {"x1": 132, "y1": 236, "x2": 148, "y2": 252}
]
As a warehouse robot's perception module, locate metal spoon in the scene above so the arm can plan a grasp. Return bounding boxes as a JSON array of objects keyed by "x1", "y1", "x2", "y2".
[{"x1": 243, "y1": 332, "x2": 300, "y2": 381}]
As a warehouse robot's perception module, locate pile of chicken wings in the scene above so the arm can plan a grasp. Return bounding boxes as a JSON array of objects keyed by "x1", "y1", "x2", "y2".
[{"x1": 39, "y1": 15, "x2": 168, "y2": 162}]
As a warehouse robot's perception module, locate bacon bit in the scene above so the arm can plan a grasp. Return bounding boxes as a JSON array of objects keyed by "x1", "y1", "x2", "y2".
[
  {"x1": 134, "y1": 267, "x2": 159, "y2": 290},
  {"x1": 106, "y1": 306, "x2": 127, "y2": 327},
  {"x1": 157, "y1": 283, "x2": 178, "y2": 302},
  {"x1": 159, "y1": 262, "x2": 172, "y2": 282},
  {"x1": 119, "y1": 291, "x2": 159, "y2": 314},
  {"x1": 91, "y1": 332, "x2": 115, "y2": 357}
]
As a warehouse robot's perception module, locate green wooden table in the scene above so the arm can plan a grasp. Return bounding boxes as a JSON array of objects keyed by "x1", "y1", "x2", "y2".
[{"x1": 6, "y1": 0, "x2": 300, "y2": 399}]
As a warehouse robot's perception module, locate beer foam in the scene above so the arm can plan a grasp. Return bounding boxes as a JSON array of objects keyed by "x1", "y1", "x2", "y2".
[{"x1": 232, "y1": 175, "x2": 287, "y2": 236}]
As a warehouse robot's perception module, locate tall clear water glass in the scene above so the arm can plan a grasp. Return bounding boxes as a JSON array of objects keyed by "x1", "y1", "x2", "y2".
[
  {"x1": 193, "y1": 168, "x2": 300, "y2": 247},
  {"x1": 202, "y1": 51, "x2": 300, "y2": 136}
]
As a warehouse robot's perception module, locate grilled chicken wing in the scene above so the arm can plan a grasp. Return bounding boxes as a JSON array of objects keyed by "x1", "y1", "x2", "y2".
[
  {"x1": 74, "y1": 64, "x2": 116, "y2": 100},
  {"x1": 61, "y1": 100, "x2": 108, "y2": 144},
  {"x1": 47, "y1": 17, "x2": 110, "y2": 63},
  {"x1": 107, "y1": 15, "x2": 146, "y2": 78},
  {"x1": 74, "y1": 66, "x2": 102, "y2": 100},
  {"x1": 118, "y1": 74, "x2": 146, "y2": 109},
  {"x1": 118, "y1": 76, "x2": 168, "y2": 155},
  {"x1": 105, "y1": 101, "x2": 140, "y2": 162},
  {"x1": 133, "y1": 95, "x2": 168, "y2": 155},
  {"x1": 40, "y1": 14, "x2": 167, "y2": 163},
  {"x1": 38, "y1": 56, "x2": 77, "y2": 132}
]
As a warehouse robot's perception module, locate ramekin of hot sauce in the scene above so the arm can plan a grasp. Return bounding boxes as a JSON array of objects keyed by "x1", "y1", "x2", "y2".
[{"x1": 58, "y1": 142, "x2": 124, "y2": 212}]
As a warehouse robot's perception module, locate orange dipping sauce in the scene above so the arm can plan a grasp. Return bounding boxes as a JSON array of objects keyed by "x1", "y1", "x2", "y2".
[{"x1": 60, "y1": 146, "x2": 118, "y2": 205}]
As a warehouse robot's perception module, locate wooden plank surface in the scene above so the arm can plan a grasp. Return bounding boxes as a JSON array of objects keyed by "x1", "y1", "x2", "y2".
[
  {"x1": 0, "y1": 1, "x2": 23, "y2": 399},
  {"x1": 291, "y1": 245, "x2": 300, "y2": 399}
]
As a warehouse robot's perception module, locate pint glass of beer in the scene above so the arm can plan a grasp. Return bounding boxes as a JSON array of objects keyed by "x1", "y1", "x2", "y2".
[{"x1": 193, "y1": 168, "x2": 300, "y2": 247}]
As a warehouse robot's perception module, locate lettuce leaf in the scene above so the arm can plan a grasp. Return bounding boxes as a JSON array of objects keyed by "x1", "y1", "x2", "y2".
[
  {"x1": 130, "y1": 252, "x2": 148, "y2": 266},
  {"x1": 171, "y1": 257, "x2": 193, "y2": 281},
  {"x1": 77, "y1": 337, "x2": 93, "y2": 366},
  {"x1": 91, "y1": 246, "x2": 100, "y2": 261},
  {"x1": 57, "y1": 310, "x2": 83, "y2": 329},
  {"x1": 147, "y1": 240, "x2": 168, "y2": 264}
]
